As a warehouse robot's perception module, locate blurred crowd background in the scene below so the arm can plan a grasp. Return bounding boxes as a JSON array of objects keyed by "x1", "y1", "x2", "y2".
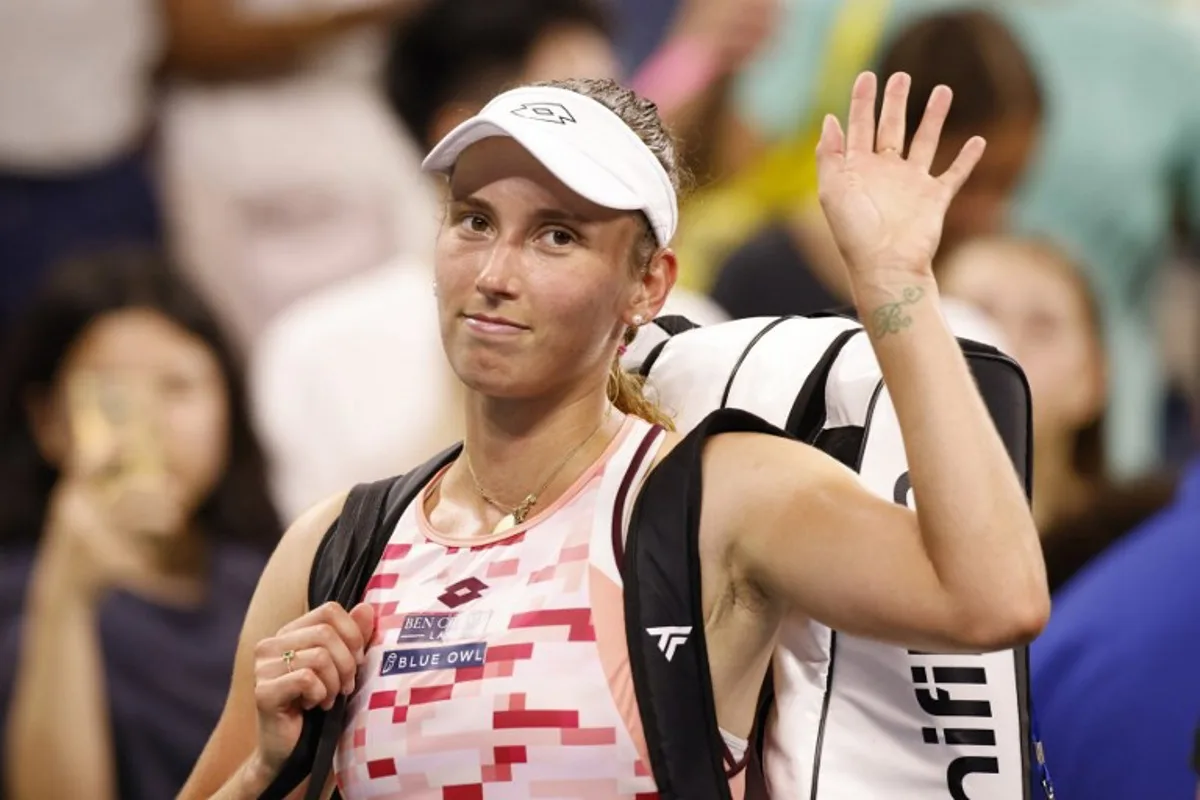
[{"x1": 0, "y1": 1, "x2": 1198, "y2": 798}]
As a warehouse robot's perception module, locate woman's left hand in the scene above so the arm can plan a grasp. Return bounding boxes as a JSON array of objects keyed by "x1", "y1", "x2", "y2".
[{"x1": 815, "y1": 71, "x2": 987, "y2": 285}]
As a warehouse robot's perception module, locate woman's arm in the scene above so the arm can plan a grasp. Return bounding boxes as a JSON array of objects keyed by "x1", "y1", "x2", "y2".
[
  {"x1": 707, "y1": 72, "x2": 1048, "y2": 653},
  {"x1": 5, "y1": 554, "x2": 118, "y2": 800},
  {"x1": 5, "y1": 477, "x2": 182, "y2": 800},
  {"x1": 179, "y1": 492, "x2": 347, "y2": 800}
]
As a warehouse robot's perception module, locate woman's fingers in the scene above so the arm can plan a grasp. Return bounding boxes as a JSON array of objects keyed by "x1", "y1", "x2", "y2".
[
  {"x1": 278, "y1": 602, "x2": 367, "y2": 656},
  {"x1": 255, "y1": 667, "x2": 330, "y2": 714},
  {"x1": 257, "y1": 625, "x2": 360, "y2": 692},
  {"x1": 349, "y1": 602, "x2": 377, "y2": 646},
  {"x1": 845, "y1": 72, "x2": 879, "y2": 155},
  {"x1": 251, "y1": 602, "x2": 379, "y2": 716},
  {"x1": 875, "y1": 72, "x2": 910, "y2": 155},
  {"x1": 907, "y1": 85, "x2": 954, "y2": 172},
  {"x1": 938, "y1": 136, "x2": 988, "y2": 196}
]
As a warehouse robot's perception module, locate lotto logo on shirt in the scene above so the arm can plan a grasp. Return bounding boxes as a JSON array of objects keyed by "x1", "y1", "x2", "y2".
[
  {"x1": 379, "y1": 642, "x2": 488, "y2": 676},
  {"x1": 396, "y1": 611, "x2": 491, "y2": 644}
]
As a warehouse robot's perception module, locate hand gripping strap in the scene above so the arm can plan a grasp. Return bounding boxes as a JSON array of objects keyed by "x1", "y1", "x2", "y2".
[{"x1": 257, "y1": 445, "x2": 461, "y2": 800}]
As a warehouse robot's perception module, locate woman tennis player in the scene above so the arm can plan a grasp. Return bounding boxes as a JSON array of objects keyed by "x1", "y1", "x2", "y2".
[{"x1": 181, "y1": 72, "x2": 1049, "y2": 799}]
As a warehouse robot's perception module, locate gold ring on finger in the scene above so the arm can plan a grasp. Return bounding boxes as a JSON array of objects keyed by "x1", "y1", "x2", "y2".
[{"x1": 282, "y1": 649, "x2": 296, "y2": 673}]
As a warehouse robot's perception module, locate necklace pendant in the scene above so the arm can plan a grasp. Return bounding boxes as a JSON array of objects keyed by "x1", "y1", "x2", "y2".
[
  {"x1": 492, "y1": 513, "x2": 517, "y2": 535},
  {"x1": 511, "y1": 495, "x2": 537, "y2": 524}
]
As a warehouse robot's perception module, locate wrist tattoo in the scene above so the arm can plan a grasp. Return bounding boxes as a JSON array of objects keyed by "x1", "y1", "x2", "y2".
[{"x1": 868, "y1": 286, "x2": 925, "y2": 337}]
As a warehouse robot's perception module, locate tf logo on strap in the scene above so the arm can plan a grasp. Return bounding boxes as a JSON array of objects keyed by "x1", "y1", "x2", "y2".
[{"x1": 511, "y1": 102, "x2": 576, "y2": 125}]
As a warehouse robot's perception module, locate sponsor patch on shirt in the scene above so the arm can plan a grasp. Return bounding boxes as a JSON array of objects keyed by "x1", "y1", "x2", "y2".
[
  {"x1": 396, "y1": 610, "x2": 491, "y2": 644},
  {"x1": 379, "y1": 641, "x2": 488, "y2": 676}
]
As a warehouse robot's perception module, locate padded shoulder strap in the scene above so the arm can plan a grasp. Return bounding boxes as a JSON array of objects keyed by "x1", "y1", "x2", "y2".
[
  {"x1": 307, "y1": 443, "x2": 462, "y2": 610},
  {"x1": 624, "y1": 408, "x2": 789, "y2": 800},
  {"x1": 258, "y1": 444, "x2": 461, "y2": 800}
]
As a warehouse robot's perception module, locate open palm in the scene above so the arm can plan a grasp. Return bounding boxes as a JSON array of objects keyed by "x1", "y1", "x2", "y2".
[{"x1": 816, "y1": 72, "x2": 987, "y2": 280}]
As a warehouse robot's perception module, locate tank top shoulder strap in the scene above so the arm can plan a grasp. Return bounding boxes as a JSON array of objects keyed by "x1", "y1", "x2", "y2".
[{"x1": 585, "y1": 416, "x2": 665, "y2": 584}]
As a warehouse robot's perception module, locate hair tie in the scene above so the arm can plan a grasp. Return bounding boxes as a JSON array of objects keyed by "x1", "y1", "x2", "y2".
[{"x1": 617, "y1": 344, "x2": 628, "y2": 356}]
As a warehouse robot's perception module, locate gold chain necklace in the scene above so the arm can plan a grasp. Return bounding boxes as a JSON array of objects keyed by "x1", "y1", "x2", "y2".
[{"x1": 464, "y1": 405, "x2": 613, "y2": 535}]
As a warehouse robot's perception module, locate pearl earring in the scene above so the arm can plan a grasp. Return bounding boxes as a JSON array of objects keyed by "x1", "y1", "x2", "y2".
[
  {"x1": 432, "y1": 281, "x2": 438, "y2": 297},
  {"x1": 632, "y1": 314, "x2": 645, "y2": 326}
]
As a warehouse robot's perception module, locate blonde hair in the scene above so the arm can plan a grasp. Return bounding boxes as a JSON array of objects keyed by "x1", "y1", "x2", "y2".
[
  {"x1": 607, "y1": 326, "x2": 675, "y2": 430},
  {"x1": 534, "y1": 76, "x2": 688, "y2": 431}
]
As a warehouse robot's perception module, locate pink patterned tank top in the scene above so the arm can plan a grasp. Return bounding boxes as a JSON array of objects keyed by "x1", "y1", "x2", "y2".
[{"x1": 333, "y1": 415, "x2": 725, "y2": 800}]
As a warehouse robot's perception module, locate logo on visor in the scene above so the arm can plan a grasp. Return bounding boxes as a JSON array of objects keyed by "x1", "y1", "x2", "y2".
[{"x1": 511, "y1": 102, "x2": 576, "y2": 125}]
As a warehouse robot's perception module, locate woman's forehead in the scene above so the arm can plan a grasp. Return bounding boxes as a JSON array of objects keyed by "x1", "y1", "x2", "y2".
[{"x1": 448, "y1": 138, "x2": 620, "y2": 223}]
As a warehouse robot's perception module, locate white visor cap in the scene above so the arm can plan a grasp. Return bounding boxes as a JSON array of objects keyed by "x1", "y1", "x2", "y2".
[{"x1": 421, "y1": 85, "x2": 679, "y2": 247}]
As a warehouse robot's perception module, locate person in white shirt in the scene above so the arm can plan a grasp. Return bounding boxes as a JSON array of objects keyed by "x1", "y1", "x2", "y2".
[
  {"x1": 0, "y1": 0, "x2": 428, "y2": 330},
  {"x1": 0, "y1": 0, "x2": 163, "y2": 326}
]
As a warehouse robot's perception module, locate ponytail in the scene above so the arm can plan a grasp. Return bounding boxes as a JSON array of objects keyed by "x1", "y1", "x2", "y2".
[{"x1": 607, "y1": 327, "x2": 675, "y2": 430}]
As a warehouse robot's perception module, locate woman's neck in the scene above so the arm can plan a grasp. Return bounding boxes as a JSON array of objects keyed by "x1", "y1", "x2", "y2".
[
  {"x1": 1033, "y1": 432, "x2": 1096, "y2": 533},
  {"x1": 449, "y1": 385, "x2": 623, "y2": 516}
]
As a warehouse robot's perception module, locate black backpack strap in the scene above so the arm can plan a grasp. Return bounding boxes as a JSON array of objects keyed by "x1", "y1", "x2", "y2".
[
  {"x1": 624, "y1": 407, "x2": 790, "y2": 800},
  {"x1": 258, "y1": 445, "x2": 461, "y2": 800}
]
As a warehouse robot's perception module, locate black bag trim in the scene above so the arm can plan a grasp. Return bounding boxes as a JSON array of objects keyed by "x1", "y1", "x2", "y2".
[
  {"x1": 806, "y1": 379, "x2": 882, "y2": 798},
  {"x1": 731, "y1": 328, "x2": 863, "y2": 791},
  {"x1": 957, "y1": 349, "x2": 1036, "y2": 798},
  {"x1": 624, "y1": 408, "x2": 791, "y2": 800},
  {"x1": 805, "y1": 347, "x2": 1039, "y2": 800},
  {"x1": 653, "y1": 314, "x2": 703, "y2": 336},
  {"x1": 719, "y1": 317, "x2": 796, "y2": 409},
  {"x1": 636, "y1": 316, "x2": 701, "y2": 378},
  {"x1": 259, "y1": 445, "x2": 461, "y2": 800},
  {"x1": 784, "y1": 328, "x2": 862, "y2": 443},
  {"x1": 638, "y1": 339, "x2": 670, "y2": 379}
]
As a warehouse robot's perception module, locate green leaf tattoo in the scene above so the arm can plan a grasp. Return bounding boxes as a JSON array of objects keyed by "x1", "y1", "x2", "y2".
[{"x1": 868, "y1": 286, "x2": 925, "y2": 337}]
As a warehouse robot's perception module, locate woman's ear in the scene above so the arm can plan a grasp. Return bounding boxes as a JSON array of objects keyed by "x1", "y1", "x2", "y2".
[
  {"x1": 633, "y1": 247, "x2": 678, "y2": 323},
  {"x1": 24, "y1": 385, "x2": 68, "y2": 468}
]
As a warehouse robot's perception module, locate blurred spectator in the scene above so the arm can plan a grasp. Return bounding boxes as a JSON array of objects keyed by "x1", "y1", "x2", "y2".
[
  {"x1": 719, "y1": 0, "x2": 1200, "y2": 476},
  {"x1": 707, "y1": 8, "x2": 1041, "y2": 320},
  {"x1": 939, "y1": 236, "x2": 1175, "y2": 590},
  {"x1": 0, "y1": 0, "x2": 164, "y2": 330},
  {"x1": 252, "y1": 0, "x2": 734, "y2": 521},
  {"x1": 0, "y1": 249, "x2": 281, "y2": 800},
  {"x1": 159, "y1": 0, "x2": 438, "y2": 352},
  {"x1": 1000, "y1": 3, "x2": 1200, "y2": 478},
  {"x1": 612, "y1": 0, "x2": 678, "y2": 74},
  {"x1": 1160, "y1": 246, "x2": 1200, "y2": 464},
  {"x1": 1195, "y1": 725, "x2": 1200, "y2": 799},
  {"x1": 384, "y1": 0, "x2": 620, "y2": 151},
  {"x1": 0, "y1": 0, "x2": 440, "y2": 339},
  {"x1": 1029, "y1": 356, "x2": 1200, "y2": 798},
  {"x1": 628, "y1": 0, "x2": 779, "y2": 182}
]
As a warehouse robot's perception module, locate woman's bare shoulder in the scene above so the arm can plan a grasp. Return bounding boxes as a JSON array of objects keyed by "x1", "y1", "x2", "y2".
[{"x1": 254, "y1": 491, "x2": 351, "y2": 617}]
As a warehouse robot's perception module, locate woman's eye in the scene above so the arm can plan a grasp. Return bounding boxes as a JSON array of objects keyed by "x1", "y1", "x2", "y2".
[
  {"x1": 543, "y1": 229, "x2": 576, "y2": 247},
  {"x1": 460, "y1": 214, "x2": 489, "y2": 233}
]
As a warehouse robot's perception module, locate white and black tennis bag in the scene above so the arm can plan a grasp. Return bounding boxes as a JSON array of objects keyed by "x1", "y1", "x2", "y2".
[
  {"x1": 262, "y1": 312, "x2": 1052, "y2": 800},
  {"x1": 623, "y1": 312, "x2": 1051, "y2": 800}
]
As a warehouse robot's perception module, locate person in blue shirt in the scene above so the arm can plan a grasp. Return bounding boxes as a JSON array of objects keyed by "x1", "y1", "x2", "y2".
[{"x1": 1031, "y1": 358, "x2": 1200, "y2": 798}]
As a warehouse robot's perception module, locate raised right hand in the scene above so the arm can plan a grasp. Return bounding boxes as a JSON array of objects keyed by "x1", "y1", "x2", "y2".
[{"x1": 251, "y1": 601, "x2": 376, "y2": 775}]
